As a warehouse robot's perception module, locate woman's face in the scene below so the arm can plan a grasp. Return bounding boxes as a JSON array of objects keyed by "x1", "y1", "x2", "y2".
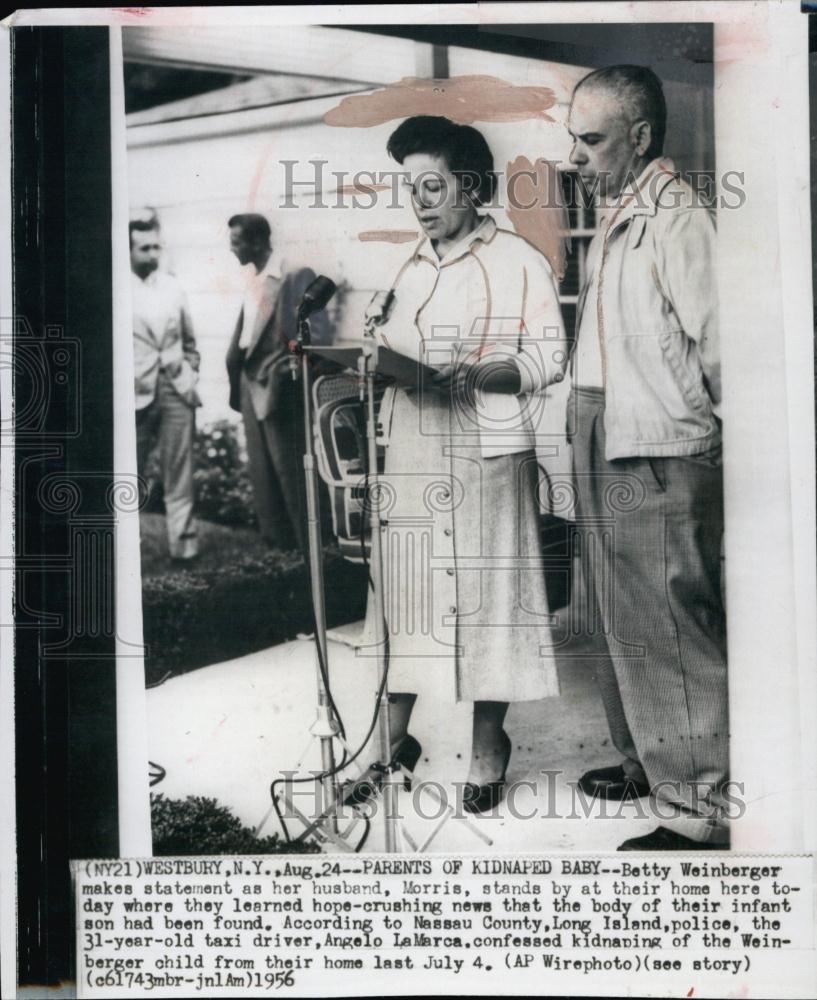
[{"x1": 402, "y1": 152, "x2": 479, "y2": 253}]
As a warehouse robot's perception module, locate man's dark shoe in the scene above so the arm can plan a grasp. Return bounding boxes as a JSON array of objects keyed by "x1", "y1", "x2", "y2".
[
  {"x1": 578, "y1": 764, "x2": 650, "y2": 801},
  {"x1": 618, "y1": 826, "x2": 730, "y2": 851}
]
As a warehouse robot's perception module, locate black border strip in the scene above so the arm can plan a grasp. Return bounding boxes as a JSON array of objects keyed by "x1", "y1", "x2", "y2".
[{"x1": 13, "y1": 25, "x2": 119, "y2": 986}]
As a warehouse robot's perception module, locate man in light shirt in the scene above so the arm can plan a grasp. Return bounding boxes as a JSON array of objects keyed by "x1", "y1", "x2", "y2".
[
  {"x1": 131, "y1": 209, "x2": 200, "y2": 561},
  {"x1": 566, "y1": 66, "x2": 728, "y2": 850},
  {"x1": 225, "y1": 213, "x2": 331, "y2": 550}
]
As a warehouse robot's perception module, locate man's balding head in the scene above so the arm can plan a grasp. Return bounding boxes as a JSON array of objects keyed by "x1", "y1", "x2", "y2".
[
  {"x1": 568, "y1": 65, "x2": 666, "y2": 200},
  {"x1": 575, "y1": 66, "x2": 666, "y2": 159}
]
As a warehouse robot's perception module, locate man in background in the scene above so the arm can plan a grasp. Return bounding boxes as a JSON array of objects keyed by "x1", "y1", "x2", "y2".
[
  {"x1": 225, "y1": 213, "x2": 331, "y2": 551},
  {"x1": 131, "y1": 208, "x2": 200, "y2": 561},
  {"x1": 565, "y1": 66, "x2": 728, "y2": 850}
]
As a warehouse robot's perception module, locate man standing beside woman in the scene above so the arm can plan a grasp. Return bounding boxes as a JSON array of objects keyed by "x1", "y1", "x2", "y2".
[{"x1": 565, "y1": 65, "x2": 728, "y2": 850}]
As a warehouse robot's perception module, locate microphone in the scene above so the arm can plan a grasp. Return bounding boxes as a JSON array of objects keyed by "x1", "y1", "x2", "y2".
[
  {"x1": 291, "y1": 275, "x2": 337, "y2": 379},
  {"x1": 297, "y1": 275, "x2": 337, "y2": 323}
]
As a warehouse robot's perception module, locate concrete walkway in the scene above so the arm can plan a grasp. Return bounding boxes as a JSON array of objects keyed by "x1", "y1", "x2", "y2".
[{"x1": 148, "y1": 621, "x2": 656, "y2": 854}]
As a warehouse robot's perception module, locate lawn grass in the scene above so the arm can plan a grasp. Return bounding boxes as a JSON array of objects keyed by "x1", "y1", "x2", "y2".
[
  {"x1": 138, "y1": 512, "x2": 275, "y2": 577},
  {"x1": 138, "y1": 513, "x2": 367, "y2": 684}
]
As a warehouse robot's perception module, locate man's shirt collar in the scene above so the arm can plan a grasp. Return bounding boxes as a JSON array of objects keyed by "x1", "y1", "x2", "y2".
[
  {"x1": 603, "y1": 157, "x2": 679, "y2": 233},
  {"x1": 258, "y1": 249, "x2": 284, "y2": 281},
  {"x1": 133, "y1": 268, "x2": 160, "y2": 286}
]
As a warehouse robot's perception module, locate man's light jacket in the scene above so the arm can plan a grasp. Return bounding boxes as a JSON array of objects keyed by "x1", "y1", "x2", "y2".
[{"x1": 573, "y1": 157, "x2": 721, "y2": 460}]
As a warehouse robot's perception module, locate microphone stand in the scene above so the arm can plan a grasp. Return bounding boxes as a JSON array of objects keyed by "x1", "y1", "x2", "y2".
[
  {"x1": 298, "y1": 315, "x2": 338, "y2": 829},
  {"x1": 278, "y1": 317, "x2": 495, "y2": 853},
  {"x1": 261, "y1": 313, "x2": 360, "y2": 852},
  {"x1": 359, "y1": 337, "x2": 399, "y2": 852}
]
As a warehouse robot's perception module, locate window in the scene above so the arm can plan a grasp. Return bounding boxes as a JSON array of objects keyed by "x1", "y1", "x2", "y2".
[{"x1": 559, "y1": 169, "x2": 597, "y2": 337}]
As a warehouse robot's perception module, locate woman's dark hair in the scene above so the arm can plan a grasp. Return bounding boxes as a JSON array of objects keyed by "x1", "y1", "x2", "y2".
[{"x1": 386, "y1": 115, "x2": 496, "y2": 206}]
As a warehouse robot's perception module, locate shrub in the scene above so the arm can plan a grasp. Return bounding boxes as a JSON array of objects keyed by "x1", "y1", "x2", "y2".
[
  {"x1": 193, "y1": 419, "x2": 257, "y2": 528},
  {"x1": 151, "y1": 793, "x2": 318, "y2": 855},
  {"x1": 141, "y1": 544, "x2": 367, "y2": 684},
  {"x1": 142, "y1": 419, "x2": 258, "y2": 527}
]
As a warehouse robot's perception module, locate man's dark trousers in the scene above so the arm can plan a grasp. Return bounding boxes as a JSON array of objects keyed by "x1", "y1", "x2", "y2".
[{"x1": 570, "y1": 385, "x2": 729, "y2": 844}]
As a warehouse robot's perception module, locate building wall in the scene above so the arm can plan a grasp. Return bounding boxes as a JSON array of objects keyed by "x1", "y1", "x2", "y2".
[{"x1": 126, "y1": 48, "x2": 714, "y2": 507}]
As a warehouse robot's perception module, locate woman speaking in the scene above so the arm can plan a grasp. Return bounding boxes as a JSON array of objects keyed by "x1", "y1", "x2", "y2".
[{"x1": 358, "y1": 115, "x2": 566, "y2": 813}]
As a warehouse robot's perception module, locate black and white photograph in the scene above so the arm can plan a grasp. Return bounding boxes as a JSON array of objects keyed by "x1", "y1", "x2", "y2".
[
  {"x1": 3, "y1": 3, "x2": 817, "y2": 998},
  {"x1": 124, "y1": 17, "x2": 732, "y2": 856}
]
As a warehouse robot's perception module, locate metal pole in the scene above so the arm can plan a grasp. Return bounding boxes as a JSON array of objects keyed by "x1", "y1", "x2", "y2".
[
  {"x1": 297, "y1": 320, "x2": 338, "y2": 831},
  {"x1": 361, "y1": 348, "x2": 398, "y2": 852}
]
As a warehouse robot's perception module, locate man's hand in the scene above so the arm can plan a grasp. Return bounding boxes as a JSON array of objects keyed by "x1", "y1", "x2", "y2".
[
  {"x1": 266, "y1": 354, "x2": 296, "y2": 383},
  {"x1": 165, "y1": 359, "x2": 183, "y2": 378}
]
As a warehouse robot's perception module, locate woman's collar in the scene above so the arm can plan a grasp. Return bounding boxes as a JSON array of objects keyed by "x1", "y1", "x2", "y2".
[{"x1": 413, "y1": 214, "x2": 497, "y2": 266}]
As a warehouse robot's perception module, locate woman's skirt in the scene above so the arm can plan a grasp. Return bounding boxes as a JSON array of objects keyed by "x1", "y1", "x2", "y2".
[{"x1": 362, "y1": 386, "x2": 559, "y2": 704}]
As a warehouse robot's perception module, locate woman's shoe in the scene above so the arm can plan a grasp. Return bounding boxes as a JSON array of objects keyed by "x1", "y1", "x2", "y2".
[
  {"x1": 393, "y1": 733, "x2": 422, "y2": 782},
  {"x1": 462, "y1": 730, "x2": 512, "y2": 815},
  {"x1": 343, "y1": 734, "x2": 422, "y2": 807}
]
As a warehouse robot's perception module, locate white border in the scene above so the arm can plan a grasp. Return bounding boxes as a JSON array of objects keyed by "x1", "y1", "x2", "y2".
[
  {"x1": 0, "y1": 2, "x2": 766, "y2": 29},
  {"x1": 110, "y1": 26, "x2": 152, "y2": 857},
  {"x1": 714, "y1": 8, "x2": 815, "y2": 851}
]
